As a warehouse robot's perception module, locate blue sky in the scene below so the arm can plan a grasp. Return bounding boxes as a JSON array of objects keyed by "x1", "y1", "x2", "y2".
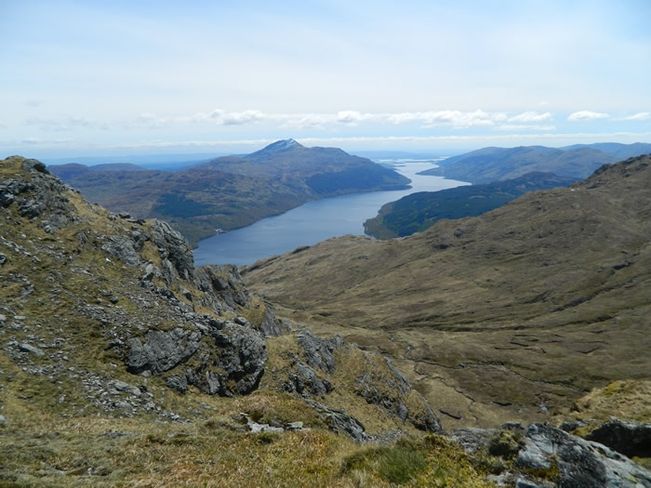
[{"x1": 1, "y1": 0, "x2": 651, "y2": 157}]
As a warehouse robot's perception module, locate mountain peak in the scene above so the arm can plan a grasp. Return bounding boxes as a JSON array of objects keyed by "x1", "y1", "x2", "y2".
[{"x1": 253, "y1": 138, "x2": 303, "y2": 156}]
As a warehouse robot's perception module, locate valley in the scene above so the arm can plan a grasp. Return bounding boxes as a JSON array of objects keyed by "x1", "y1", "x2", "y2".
[{"x1": 245, "y1": 155, "x2": 651, "y2": 431}]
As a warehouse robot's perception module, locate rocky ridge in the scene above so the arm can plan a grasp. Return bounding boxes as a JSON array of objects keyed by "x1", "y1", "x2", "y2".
[{"x1": 0, "y1": 155, "x2": 438, "y2": 437}]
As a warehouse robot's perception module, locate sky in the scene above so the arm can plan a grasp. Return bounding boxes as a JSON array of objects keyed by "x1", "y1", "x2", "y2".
[{"x1": 1, "y1": 0, "x2": 651, "y2": 158}]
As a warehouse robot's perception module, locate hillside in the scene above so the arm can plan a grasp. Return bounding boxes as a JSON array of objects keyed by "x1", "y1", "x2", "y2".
[
  {"x1": 50, "y1": 140, "x2": 409, "y2": 246},
  {"x1": 246, "y1": 155, "x2": 651, "y2": 433},
  {"x1": 420, "y1": 142, "x2": 651, "y2": 183},
  {"x1": 364, "y1": 172, "x2": 576, "y2": 239},
  {"x1": 0, "y1": 155, "x2": 449, "y2": 486},
  {"x1": 2, "y1": 156, "x2": 650, "y2": 486}
]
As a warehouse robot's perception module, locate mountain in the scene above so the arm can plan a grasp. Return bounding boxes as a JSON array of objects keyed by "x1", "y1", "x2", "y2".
[
  {"x1": 364, "y1": 172, "x2": 576, "y2": 238},
  {"x1": 2, "y1": 155, "x2": 650, "y2": 486},
  {"x1": 49, "y1": 140, "x2": 409, "y2": 246},
  {"x1": 246, "y1": 155, "x2": 651, "y2": 432},
  {"x1": 0, "y1": 155, "x2": 445, "y2": 485},
  {"x1": 419, "y1": 142, "x2": 651, "y2": 183}
]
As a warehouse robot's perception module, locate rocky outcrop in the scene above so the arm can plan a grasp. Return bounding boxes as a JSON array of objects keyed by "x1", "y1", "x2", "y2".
[
  {"x1": 150, "y1": 220, "x2": 194, "y2": 281},
  {"x1": 586, "y1": 418, "x2": 651, "y2": 458},
  {"x1": 281, "y1": 329, "x2": 341, "y2": 397},
  {"x1": 0, "y1": 158, "x2": 77, "y2": 232},
  {"x1": 283, "y1": 360, "x2": 333, "y2": 396},
  {"x1": 101, "y1": 235, "x2": 143, "y2": 266},
  {"x1": 296, "y1": 329, "x2": 343, "y2": 372},
  {"x1": 196, "y1": 265, "x2": 250, "y2": 309},
  {"x1": 518, "y1": 423, "x2": 651, "y2": 487},
  {"x1": 278, "y1": 329, "x2": 442, "y2": 435},
  {"x1": 453, "y1": 422, "x2": 651, "y2": 488},
  {"x1": 126, "y1": 320, "x2": 266, "y2": 397},
  {"x1": 306, "y1": 400, "x2": 369, "y2": 442},
  {"x1": 355, "y1": 357, "x2": 442, "y2": 433},
  {"x1": 126, "y1": 328, "x2": 201, "y2": 374}
]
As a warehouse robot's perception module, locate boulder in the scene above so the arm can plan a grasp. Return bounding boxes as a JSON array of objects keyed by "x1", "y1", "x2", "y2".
[
  {"x1": 126, "y1": 328, "x2": 201, "y2": 374},
  {"x1": 586, "y1": 418, "x2": 651, "y2": 458},
  {"x1": 306, "y1": 400, "x2": 369, "y2": 442},
  {"x1": 186, "y1": 322, "x2": 267, "y2": 396},
  {"x1": 18, "y1": 342, "x2": 45, "y2": 357},
  {"x1": 516, "y1": 423, "x2": 651, "y2": 488}
]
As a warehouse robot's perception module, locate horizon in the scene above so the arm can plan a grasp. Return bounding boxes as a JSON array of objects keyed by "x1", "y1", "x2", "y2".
[
  {"x1": 2, "y1": 1, "x2": 651, "y2": 157},
  {"x1": 37, "y1": 138, "x2": 651, "y2": 167}
]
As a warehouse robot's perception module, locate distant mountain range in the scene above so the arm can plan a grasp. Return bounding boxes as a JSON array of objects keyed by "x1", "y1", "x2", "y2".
[
  {"x1": 364, "y1": 172, "x2": 577, "y2": 238},
  {"x1": 419, "y1": 142, "x2": 651, "y2": 183},
  {"x1": 50, "y1": 139, "x2": 409, "y2": 245}
]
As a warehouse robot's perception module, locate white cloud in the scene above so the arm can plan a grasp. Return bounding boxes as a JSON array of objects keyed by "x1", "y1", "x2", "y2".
[
  {"x1": 496, "y1": 124, "x2": 555, "y2": 131},
  {"x1": 24, "y1": 116, "x2": 108, "y2": 131},
  {"x1": 621, "y1": 112, "x2": 651, "y2": 121},
  {"x1": 568, "y1": 110, "x2": 610, "y2": 122},
  {"x1": 336, "y1": 110, "x2": 372, "y2": 124},
  {"x1": 210, "y1": 109, "x2": 266, "y2": 126},
  {"x1": 386, "y1": 110, "x2": 507, "y2": 128},
  {"x1": 508, "y1": 111, "x2": 552, "y2": 123}
]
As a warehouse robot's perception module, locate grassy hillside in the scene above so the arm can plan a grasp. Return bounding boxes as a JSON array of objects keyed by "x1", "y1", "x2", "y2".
[
  {"x1": 420, "y1": 142, "x2": 651, "y2": 183},
  {"x1": 246, "y1": 155, "x2": 651, "y2": 429},
  {"x1": 2, "y1": 156, "x2": 649, "y2": 486},
  {"x1": 50, "y1": 139, "x2": 409, "y2": 246},
  {"x1": 0, "y1": 155, "x2": 497, "y2": 487},
  {"x1": 365, "y1": 172, "x2": 576, "y2": 239}
]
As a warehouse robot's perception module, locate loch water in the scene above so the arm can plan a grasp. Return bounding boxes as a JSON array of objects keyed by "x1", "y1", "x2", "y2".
[{"x1": 194, "y1": 161, "x2": 468, "y2": 266}]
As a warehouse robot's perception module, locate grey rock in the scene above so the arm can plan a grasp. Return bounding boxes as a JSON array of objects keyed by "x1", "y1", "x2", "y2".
[
  {"x1": 296, "y1": 329, "x2": 343, "y2": 373},
  {"x1": 195, "y1": 265, "x2": 250, "y2": 310},
  {"x1": 0, "y1": 415, "x2": 6, "y2": 425},
  {"x1": 586, "y1": 418, "x2": 651, "y2": 458},
  {"x1": 101, "y1": 235, "x2": 141, "y2": 266},
  {"x1": 126, "y1": 328, "x2": 201, "y2": 374},
  {"x1": 180, "y1": 287, "x2": 193, "y2": 301},
  {"x1": 109, "y1": 380, "x2": 142, "y2": 396},
  {"x1": 18, "y1": 199, "x2": 44, "y2": 218},
  {"x1": 243, "y1": 415, "x2": 284, "y2": 434},
  {"x1": 517, "y1": 423, "x2": 651, "y2": 488},
  {"x1": 258, "y1": 305, "x2": 290, "y2": 337},
  {"x1": 515, "y1": 478, "x2": 547, "y2": 488},
  {"x1": 283, "y1": 361, "x2": 333, "y2": 396},
  {"x1": 286, "y1": 421, "x2": 304, "y2": 431},
  {"x1": 452, "y1": 427, "x2": 497, "y2": 453},
  {"x1": 355, "y1": 356, "x2": 442, "y2": 433},
  {"x1": 18, "y1": 342, "x2": 45, "y2": 357},
  {"x1": 0, "y1": 254, "x2": 6, "y2": 265},
  {"x1": 22, "y1": 158, "x2": 48, "y2": 174},
  {"x1": 150, "y1": 220, "x2": 194, "y2": 280},
  {"x1": 188, "y1": 322, "x2": 266, "y2": 396},
  {"x1": 165, "y1": 375, "x2": 188, "y2": 393},
  {"x1": 142, "y1": 263, "x2": 159, "y2": 281},
  {"x1": 559, "y1": 419, "x2": 586, "y2": 432},
  {"x1": 0, "y1": 314, "x2": 6, "y2": 322},
  {"x1": 0, "y1": 191, "x2": 16, "y2": 207},
  {"x1": 307, "y1": 400, "x2": 369, "y2": 442}
]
